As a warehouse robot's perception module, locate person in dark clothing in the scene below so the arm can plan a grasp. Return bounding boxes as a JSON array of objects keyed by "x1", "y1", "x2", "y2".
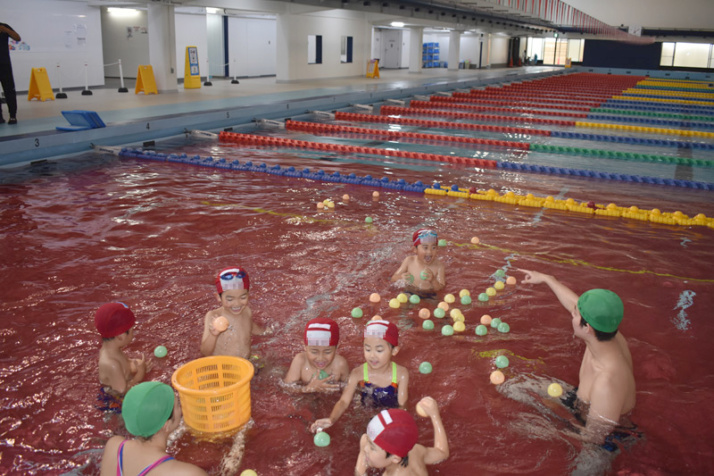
[{"x1": 0, "y1": 22, "x2": 21, "y2": 124}]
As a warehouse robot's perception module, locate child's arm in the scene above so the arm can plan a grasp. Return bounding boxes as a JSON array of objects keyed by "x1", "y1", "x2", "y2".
[
  {"x1": 391, "y1": 256, "x2": 414, "y2": 283},
  {"x1": 354, "y1": 434, "x2": 369, "y2": 476},
  {"x1": 283, "y1": 353, "x2": 304, "y2": 384},
  {"x1": 200, "y1": 312, "x2": 223, "y2": 356},
  {"x1": 417, "y1": 397, "x2": 450, "y2": 464},
  {"x1": 127, "y1": 354, "x2": 147, "y2": 388},
  {"x1": 397, "y1": 364, "x2": 409, "y2": 408},
  {"x1": 310, "y1": 368, "x2": 360, "y2": 431}
]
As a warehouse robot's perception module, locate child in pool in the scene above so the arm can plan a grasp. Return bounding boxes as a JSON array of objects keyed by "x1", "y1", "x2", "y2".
[
  {"x1": 200, "y1": 267, "x2": 270, "y2": 359},
  {"x1": 100, "y1": 381, "x2": 207, "y2": 476},
  {"x1": 310, "y1": 320, "x2": 409, "y2": 432},
  {"x1": 284, "y1": 317, "x2": 350, "y2": 392},
  {"x1": 95, "y1": 302, "x2": 148, "y2": 399},
  {"x1": 354, "y1": 398, "x2": 449, "y2": 476},
  {"x1": 391, "y1": 229, "x2": 445, "y2": 295}
]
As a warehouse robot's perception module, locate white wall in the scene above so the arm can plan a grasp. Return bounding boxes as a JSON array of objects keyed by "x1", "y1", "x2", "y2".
[
  {"x1": 276, "y1": 9, "x2": 368, "y2": 82},
  {"x1": 400, "y1": 29, "x2": 411, "y2": 68},
  {"x1": 461, "y1": 34, "x2": 482, "y2": 67},
  {"x1": 175, "y1": 13, "x2": 208, "y2": 80},
  {"x1": 565, "y1": 0, "x2": 714, "y2": 30},
  {"x1": 101, "y1": 8, "x2": 148, "y2": 79},
  {"x1": 227, "y1": 17, "x2": 277, "y2": 77},
  {"x1": 207, "y1": 14, "x2": 225, "y2": 77},
  {"x1": 1, "y1": 0, "x2": 104, "y2": 91}
]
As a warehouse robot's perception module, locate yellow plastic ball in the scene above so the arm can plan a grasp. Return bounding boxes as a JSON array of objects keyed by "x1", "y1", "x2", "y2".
[
  {"x1": 449, "y1": 308, "x2": 462, "y2": 319},
  {"x1": 444, "y1": 294, "x2": 456, "y2": 303},
  {"x1": 397, "y1": 293, "x2": 408, "y2": 303},
  {"x1": 486, "y1": 287, "x2": 497, "y2": 297},
  {"x1": 389, "y1": 298, "x2": 400, "y2": 309},
  {"x1": 494, "y1": 281, "x2": 505, "y2": 291},
  {"x1": 241, "y1": 471, "x2": 258, "y2": 476},
  {"x1": 459, "y1": 289, "x2": 470, "y2": 298},
  {"x1": 547, "y1": 383, "x2": 564, "y2": 398},
  {"x1": 327, "y1": 201, "x2": 335, "y2": 209},
  {"x1": 452, "y1": 313, "x2": 465, "y2": 323},
  {"x1": 453, "y1": 321, "x2": 466, "y2": 332},
  {"x1": 438, "y1": 301, "x2": 449, "y2": 311}
]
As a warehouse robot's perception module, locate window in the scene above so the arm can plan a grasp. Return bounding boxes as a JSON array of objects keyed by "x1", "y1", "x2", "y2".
[
  {"x1": 341, "y1": 36, "x2": 353, "y2": 63},
  {"x1": 661, "y1": 41, "x2": 714, "y2": 69},
  {"x1": 308, "y1": 35, "x2": 322, "y2": 64}
]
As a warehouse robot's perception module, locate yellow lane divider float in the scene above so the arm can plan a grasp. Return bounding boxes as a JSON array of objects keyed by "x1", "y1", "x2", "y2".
[{"x1": 575, "y1": 120, "x2": 714, "y2": 138}]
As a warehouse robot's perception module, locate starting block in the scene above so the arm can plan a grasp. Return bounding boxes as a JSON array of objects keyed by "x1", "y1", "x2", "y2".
[{"x1": 56, "y1": 110, "x2": 106, "y2": 132}]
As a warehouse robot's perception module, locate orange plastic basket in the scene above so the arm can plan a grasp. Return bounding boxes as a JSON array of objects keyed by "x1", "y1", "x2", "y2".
[{"x1": 171, "y1": 356, "x2": 254, "y2": 434}]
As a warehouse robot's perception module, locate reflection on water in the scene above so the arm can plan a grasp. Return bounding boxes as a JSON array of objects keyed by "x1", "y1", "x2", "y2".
[{"x1": 1, "y1": 134, "x2": 713, "y2": 475}]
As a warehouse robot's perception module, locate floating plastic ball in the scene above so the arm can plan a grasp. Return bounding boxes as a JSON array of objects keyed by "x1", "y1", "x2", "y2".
[
  {"x1": 495, "y1": 269, "x2": 506, "y2": 278},
  {"x1": 369, "y1": 293, "x2": 381, "y2": 303},
  {"x1": 433, "y1": 308, "x2": 446, "y2": 319},
  {"x1": 409, "y1": 294, "x2": 421, "y2": 305},
  {"x1": 452, "y1": 314, "x2": 465, "y2": 323},
  {"x1": 213, "y1": 316, "x2": 229, "y2": 332},
  {"x1": 449, "y1": 308, "x2": 461, "y2": 319},
  {"x1": 372, "y1": 191, "x2": 380, "y2": 198},
  {"x1": 419, "y1": 362, "x2": 433, "y2": 374},
  {"x1": 441, "y1": 325, "x2": 454, "y2": 336},
  {"x1": 317, "y1": 202, "x2": 324, "y2": 210},
  {"x1": 478, "y1": 293, "x2": 489, "y2": 302},
  {"x1": 342, "y1": 194, "x2": 350, "y2": 201},
  {"x1": 459, "y1": 289, "x2": 471, "y2": 298},
  {"x1": 389, "y1": 299, "x2": 400, "y2": 309},
  {"x1": 444, "y1": 294, "x2": 456, "y2": 303},
  {"x1": 422, "y1": 320, "x2": 435, "y2": 330},
  {"x1": 365, "y1": 217, "x2": 373, "y2": 224},
  {"x1": 506, "y1": 276, "x2": 517, "y2": 285},
  {"x1": 407, "y1": 274, "x2": 415, "y2": 283},
  {"x1": 351, "y1": 308, "x2": 363, "y2": 318},
  {"x1": 326, "y1": 201, "x2": 335, "y2": 209},
  {"x1": 438, "y1": 239, "x2": 447, "y2": 247},
  {"x1": 154, "y1": 345, "x2": 168, "y2": 359},
  {"x1": 497, "y1": 322, "x2": 510, "y2": 333},
  {"x1": 397, "y1": 293, "x2": 409, "y2": 304},
  {"x1": 438, "y1": 301, "x2": 449, "y2": 311},
  {"x1": 495, "y1": 355, "x2": 509, "y2": 369},
  {"x1": 418, "y1": 308, "x2": 430, "y2": 319},
  {"x1": 490, "y1": 318, "x2": 502, "y2": 328},
  {"x1": 314, "y1": 431, "x2": 331, "y2": 447},
  {"x1": 453, "y1": 321, "x2": 466, "y2": 332},
  {"x1": 319, "y1": 370, "x2": 329, "y2": 380},
  {"x1": 416, "y1": 402, "x2": 428, "y2": 417},
  {"x1": 371, "y1": 315, "x2": 382, "y2": 321},
  {"x1": 475, "y1": 325, "x2": 488, "y2": 336},
  {"x1": 547, "y1": 383, "x2": 564, "y2": 398},
  {"x1": 480, "y1": 314, "x2": 492, "y2": 325},
  {"x1": 490, "y1": 370, "x2": 505, "y2": 385},
  {"x1": 460, "y1": 295, "x2": 472, "y2": 305},
  {"x1": 240, "y1": 471, "x2": 258, "y2": 476},
  {"x1": 494, "y1": 281, "x2": 505, "y2": 291},
  {"x1": 486, "y1": 287, "x2": 497, "y2": 297},
  {"x1": 470, "y1": 237, "x2": 480, "y2": 244},
  {"x1": 420, "y1": 270, "x2": 429, "y2": 280}
]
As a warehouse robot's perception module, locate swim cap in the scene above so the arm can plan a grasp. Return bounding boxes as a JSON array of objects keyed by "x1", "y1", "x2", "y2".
[
  {"x1": 577, "y1": 289, "x2": 624, "y2": 333},
  {"x1": 364, "y1": 320, "x2": 399, "y2": 347},
  {"x1": 94, "y1": 302, "x2": 136, "y2": 338},
  {"x1": 367, "y1": 409, "x2": 418, "y2": 458},
  {"x1": 304, "y1": 318, "x2": 339, "y2": 347},
  {"x1": 413, "y1": 229, "x2": 438, "y2": 247},
  {"x1": 122, "y1": 381, "x2": 175, "y2": 438},
  {"x1": 216, "y1": 267, "x2": 250, "y2": 294}
]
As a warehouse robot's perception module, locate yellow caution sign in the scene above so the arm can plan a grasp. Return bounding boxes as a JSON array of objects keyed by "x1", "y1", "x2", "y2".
[
  {"x1": 135, "y1": 65, "x2": 158, "y2": 95},
  {"x1": 27, "y1": 67, "x2": 55, "y2": 101},
  {"x1": 565, "y1": 58, "x2": 572, "y2": 68},
  {"x1": 366, "y1": 59, "x2": 380, "y2": 79},
  {"x1": 184, "y1": 46, "x2": 201, "y2": 89}
]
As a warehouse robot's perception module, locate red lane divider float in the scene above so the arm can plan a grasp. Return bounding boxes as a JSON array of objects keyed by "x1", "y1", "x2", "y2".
[
  {"x1": 284, "y1": 119, "x2": 530, "y2": 150},
  {"x1": 429, "y1": 95, "x2": 593, "y2": 113},
  {"x1": 218, "y1": 131, "x2": 500, "y2": 168},
  {"x1": 487, "y1": 86, "x2": 614, "y2": 99},
  {"x1": 463, "y1": 91, "x2": 603, "y2": 108},
  {"x1": 380, "y1": 105, "x2": 577, "y2": 127},
  {"x1": 334, "y1": 111, "x2": 551, "y2": 136},
  {"x1": 409, "y1": 100, "x2": 589, "y2": 119}
]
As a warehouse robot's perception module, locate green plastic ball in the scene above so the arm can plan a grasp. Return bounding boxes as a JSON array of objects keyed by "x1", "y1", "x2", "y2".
[
  {"x1": 495, "y1": 355, "x2": 509, "y2": 369},
  {"x1": 365, "y1": 216, "x2": 373, "y2": 224},
  {"x1": 495, "y1": 269, "x2": 506, "y2": 278},
  {"x1": 409, "y1": 294, "x2": 421, "y2": 304},
  {"x1": 154, "y1": 345, "x2": 167, "y2": 358},
  {"x1": 478, "y1": 293, "x2": 489, "y2": 302},
  {"x1": 314, "y1": 431, "x2": 331, "y2": 447},
  {"x1": 441, "y1": 325, "x2": 454, "y2": 336},
  {"x1": 319, "y1": 370, "x2": 330, "y2": 380},
  {"x1": 433, "y1": 308, "x2": 446, "y2": 319},
  {"x1": 475, "y1": 325, "x2": 488, "y2": 336},
  {"x1": 420, "y1": 270, "x2": 429, "y2": 280},
  {"x1": 497, "y1": 322, "x2": 510, "y2": 333},
  {"x1": 490, "y1": 317, "x2": 502, "y2": 328},
  {"x1": 422, "y1": 320, "x2": 435, "y2": 330},
  {"x1": 461, "y1": 295, "x2": 472, "y2": 305},
  {"x1": 438, "y1": 239, "x2": 447, "y2": 247},
  {"x1": 419, "y1": 362, "x2": 433, "y2": 374},
  {"x1": 351, "y1": 307, "x2": 363, "y2": 318}
]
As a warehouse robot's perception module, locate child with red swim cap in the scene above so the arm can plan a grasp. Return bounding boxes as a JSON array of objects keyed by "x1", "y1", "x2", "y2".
[
  {"x1": 200, "y1": 267, "x2": 270, "y2": 359},
  {"x1": 391, "y1": 229, "x2": 446, "y2": 295},
  {"x1": 95, "y1": 302, "x2": 148, "y2": 397},
  {"x1": 283, "y1": 318, "x2": 350, "y2": 392},
  {"x1": 310, "y1": 320, "x2": 409, "y2": 433},
  {"x1": 355, "y1": 398, "x2": 449, "y2": 475}
]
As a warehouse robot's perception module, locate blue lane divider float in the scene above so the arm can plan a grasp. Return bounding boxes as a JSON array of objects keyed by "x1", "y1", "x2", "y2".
[
  {"x1": 118, "y1": 148, "x2": 429, "y2": 193},
  {"x1": 549, "y1": 130, "x2": 714, "y2": 150},
  {"x1": 586, "y1": 114, "x2": 714, "y2": 130}
]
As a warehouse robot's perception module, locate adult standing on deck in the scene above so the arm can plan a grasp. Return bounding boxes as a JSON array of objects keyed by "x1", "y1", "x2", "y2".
[{"x1": 0, "y1": 22, "x2": 21, "y2": 125}]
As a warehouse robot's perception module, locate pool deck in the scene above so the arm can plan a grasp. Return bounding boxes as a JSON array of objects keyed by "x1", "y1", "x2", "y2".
[{"x1": 0, "y1": 66, "x2": 561, "y2": 167}]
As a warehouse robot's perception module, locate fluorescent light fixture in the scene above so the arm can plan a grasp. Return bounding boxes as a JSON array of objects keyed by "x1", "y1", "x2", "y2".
[
  {"x1": 108, "y1": 7, "x2": 139, "y2": 17},
  {"x1": 391, "y1": 21, "x2": 405, "y2": 27}
]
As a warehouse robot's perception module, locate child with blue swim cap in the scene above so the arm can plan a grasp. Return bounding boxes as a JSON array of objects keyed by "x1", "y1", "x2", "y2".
[{"x1": 99, "y1": 381, "x2": 207, "y2": 475}]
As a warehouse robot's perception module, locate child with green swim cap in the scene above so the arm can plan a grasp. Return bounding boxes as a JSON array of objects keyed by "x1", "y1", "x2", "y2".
[
  {"x1": 99, "y1": 381, "x2": 207, "y2": 475},
  {"x1": 391, "y1": 229, "x2": 446, "y2": 295}
]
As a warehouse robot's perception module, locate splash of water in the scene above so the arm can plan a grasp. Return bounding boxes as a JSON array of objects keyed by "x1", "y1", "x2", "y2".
[{"x1": 672, "y1": 290, "x2": 695, "y2": 331}]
